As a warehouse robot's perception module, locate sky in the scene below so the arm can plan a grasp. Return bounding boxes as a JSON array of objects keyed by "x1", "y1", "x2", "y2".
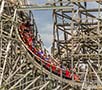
[
  {"x1": 27, "y1": 0, "x2": 102, "y2": 52},
  {"x1": 33, "y1": 10, "x2": 53, "y2": 49},
  {"x1": 28, "y1": 0, "x2": 53, "y2": 51}
]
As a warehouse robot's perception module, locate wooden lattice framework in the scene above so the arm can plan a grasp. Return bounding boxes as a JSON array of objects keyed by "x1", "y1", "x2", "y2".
[
  {"x1": 0, "y1": 0, "x2": 102, "y2": 90},
  {"x1": 52, "y1": 0, "x2": 102, "y2": 90}
]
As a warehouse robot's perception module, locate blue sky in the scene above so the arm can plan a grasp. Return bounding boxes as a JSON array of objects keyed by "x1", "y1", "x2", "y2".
[
  {"x1": 33, "y1": 10, "x2": 53, "y2": 48},
  {"x1": 28, "y1": 0, "x2": 53, "y2": 50}
]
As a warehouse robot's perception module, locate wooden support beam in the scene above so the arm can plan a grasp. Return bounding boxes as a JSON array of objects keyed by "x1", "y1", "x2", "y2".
[
  {"x1": 71, "y1": 0, "x2": 102, "y2": 2},
  {"x1": 63, "y1": 8, "x2": 102, "y2": 13},
  {"x1": 53, "y1": 85, "x2": 61, "y2": 90},
  {"x1": 18, "y1": 5, "x2": 73, "y2": 10},
  {"x1": 23, "y1": 76, "x2": 41, "y2": 90},
  {"x1": 9, "y1": 70, "x2": 32, "y2": 90},
  {"x1": 6, "y1": 63, "x2": 26, "y2": 82},
  {"x1": 39, "y1": 81, "x2": 50, "y2": 90},
  {"x1": 57, "y1": 26, "x2": 72, "y2": 35},
  {"x1": 62, "y1": 85, "x2": 69, "y2": 90}
]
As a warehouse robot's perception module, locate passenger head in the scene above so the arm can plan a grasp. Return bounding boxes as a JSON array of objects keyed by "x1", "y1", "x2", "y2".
[{"x1": 25, "y1": 21, "x2": 30, "y2": 26}]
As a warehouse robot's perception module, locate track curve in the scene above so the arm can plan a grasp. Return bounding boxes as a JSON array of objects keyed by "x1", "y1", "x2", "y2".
[
  {"x1": 16, "y1": 26, "x2": 100, "y2": 89},
  {"x1": 15, "y1": 21, "x2": 83, "y2": 87}
]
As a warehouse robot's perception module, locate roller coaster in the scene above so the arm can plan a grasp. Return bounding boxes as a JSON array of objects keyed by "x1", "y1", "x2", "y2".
[{"x1": 0, "y1": 0, "x2": 102, "y2": 90}]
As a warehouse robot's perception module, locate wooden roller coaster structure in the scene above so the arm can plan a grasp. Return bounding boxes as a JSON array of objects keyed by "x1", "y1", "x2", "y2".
[{"x1": 0, "y1": 0, "x2": 102, "y2": 90}]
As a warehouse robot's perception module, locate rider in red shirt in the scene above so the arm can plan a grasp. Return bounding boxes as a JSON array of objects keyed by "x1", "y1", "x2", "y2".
[
  {"x1": 65, "y1": 68, "x2": 71, "y2": 78},
  {"x1": 74, "y1": 73, "x2": 80, "y2": 81},
  {"x1": 51, "y1": 63, "x2": 56, "y2": 72}
]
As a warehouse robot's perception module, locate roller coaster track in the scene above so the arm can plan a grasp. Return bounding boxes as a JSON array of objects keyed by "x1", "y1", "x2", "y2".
[
  {"x1": 15, "y1": 16, "x2": 102, "y2": 90},
  {"x1": 16, "y1": 25, "x2": 81, "y2": 85},
  {"x1": 15, "y1": 14, "x2": 102, "y2": 90}
]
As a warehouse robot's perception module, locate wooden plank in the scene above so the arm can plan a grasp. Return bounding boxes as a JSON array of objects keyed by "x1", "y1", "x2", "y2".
[
  {"x1": 71, "y1": 0, "x2": 102, "y2": 2},
  {"x1": 39, "y1": 81, "x2": 50, "y2": 90},
  {"x1": 18, "y1": 5, "x2": 73, "y2": 10}
]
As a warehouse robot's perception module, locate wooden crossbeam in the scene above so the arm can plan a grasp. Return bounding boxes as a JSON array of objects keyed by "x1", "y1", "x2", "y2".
[
  {"x1": 63, "y1": 8, "x2": 102, "y2": 13},
  {"x1": 18, "y1": 5, "x2": 73, "y2": 10},
  {"x1": 71, "y1": 0, "x2": 102, "y2": 2},
  {"x1": 39, "y1": 81, "x2": 50, "y2": 90}
]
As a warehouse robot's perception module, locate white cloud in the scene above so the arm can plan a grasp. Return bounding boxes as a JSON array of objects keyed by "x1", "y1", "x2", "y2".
[
  {"x1": 39, "y1": 23, "x2": 53, "y2": 48},
  {"x1": 39, "y1": 23, "x2": 53, "y2": 34}
]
